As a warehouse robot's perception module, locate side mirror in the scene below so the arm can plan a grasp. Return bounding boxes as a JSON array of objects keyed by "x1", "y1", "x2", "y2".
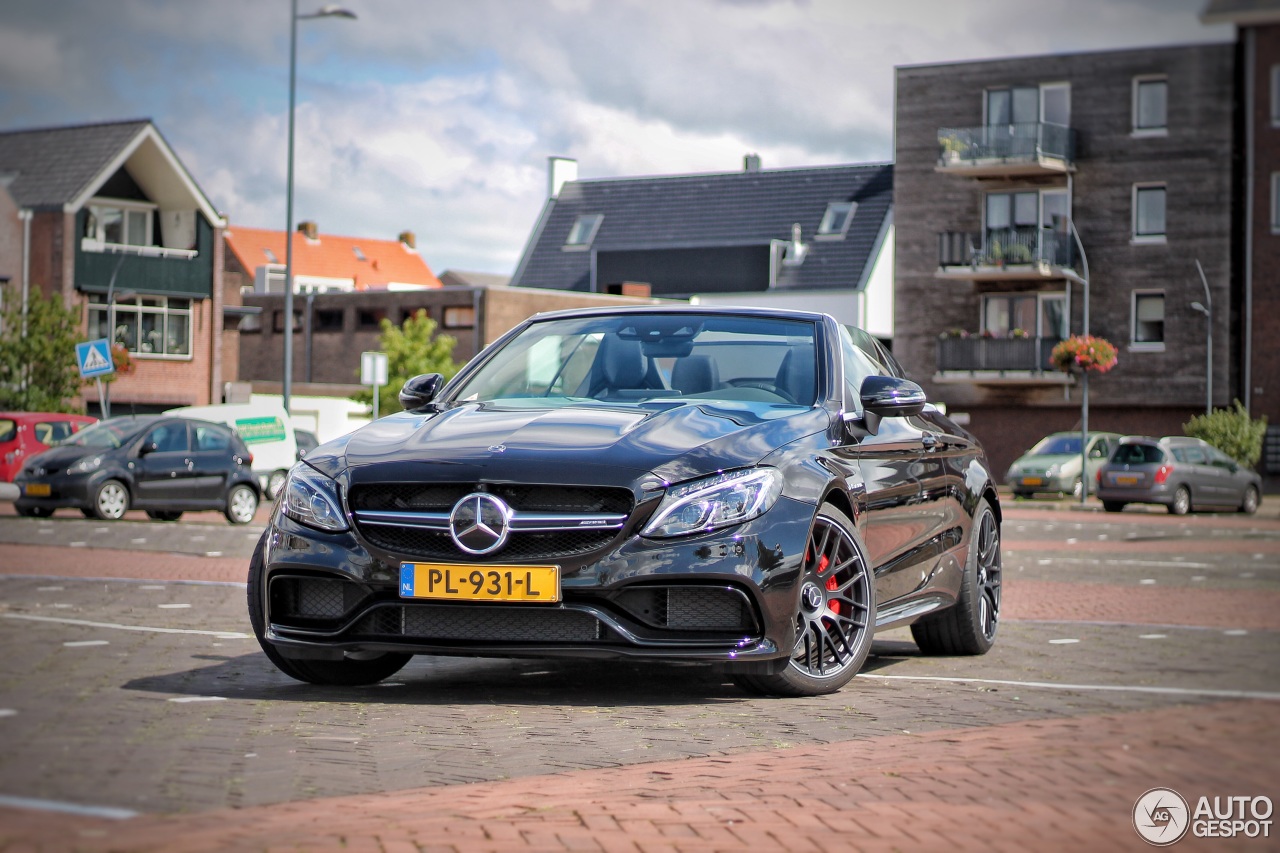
[
  {"x1": 860, "y1": 375, "x2": 927, "y2": 418},
  {"x1": 399, "y1": 373, "x2": 444, "y2": 413}
]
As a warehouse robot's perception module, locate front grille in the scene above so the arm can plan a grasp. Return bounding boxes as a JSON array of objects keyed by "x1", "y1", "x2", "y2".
[
  {"x1": 350, "y1": 483, "x2": 632, "y2": 515},
  {"x1": 350, "y1": 604, "x2": 601, "y2": 643},
  {"x1": 612, "y1": 586, "x2": 754, "y2": 632},
  {"x1": 358, "y1": 527, "x2": 619, "y2": 562}
]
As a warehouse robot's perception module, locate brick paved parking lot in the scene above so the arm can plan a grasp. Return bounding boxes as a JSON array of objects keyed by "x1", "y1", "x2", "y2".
[{"x1": 0, "y1": 499, "x2": 1276, "y2": 851}]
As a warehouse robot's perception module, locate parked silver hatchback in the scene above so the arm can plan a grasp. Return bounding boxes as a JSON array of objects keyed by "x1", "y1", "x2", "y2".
[{"x1": 1096, "y1": 435, "x2": 1262, "y2": 515}]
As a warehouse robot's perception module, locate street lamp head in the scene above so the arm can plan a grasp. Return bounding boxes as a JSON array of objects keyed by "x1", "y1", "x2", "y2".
[
  {"x1": 1190, "y1": 301, "x2": 1209, "y2": 316},
  {"x1": 299, "y1": 5, "x2": 357, "y2": 19}
]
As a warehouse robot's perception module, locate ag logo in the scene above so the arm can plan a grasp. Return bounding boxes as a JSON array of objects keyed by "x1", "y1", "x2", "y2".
[{"x1": 1134, "y1": 787, "x2": 1190, "y2": 846}]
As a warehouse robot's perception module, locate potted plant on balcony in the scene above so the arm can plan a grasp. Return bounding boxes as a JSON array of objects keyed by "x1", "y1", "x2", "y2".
[
  {"x1": 1007, "y1": 242, "x2": 1033, "y2": 265},
  {"x1": 940, "y1": 132, "x2": 967, "y2": 165},
  {"x1": 1050, "y1": 335, "x2": 1118, "y2": 374}
]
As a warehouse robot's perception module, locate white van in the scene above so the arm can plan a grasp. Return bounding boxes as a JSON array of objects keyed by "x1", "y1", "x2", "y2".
[{"x1": 166, "y1": 403, "x2": 299, "y2": 499}]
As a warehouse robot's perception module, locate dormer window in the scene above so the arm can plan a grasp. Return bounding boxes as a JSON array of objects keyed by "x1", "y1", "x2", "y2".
[
  {"x1": 353, "y1": 246, "x2": 367, "y2": 261},
  {"x1": 84, "y1": 199, "x2": 155, "y2": 247},
  {"x1": 263, "y1": 248, "x2": 278, "y2": 263},
  {"x1": 564, "y1": 214, "x2": 603, "y2": 249},
  {"x1": 817, "y1": 202, "x2": 856, "y2": 238}
]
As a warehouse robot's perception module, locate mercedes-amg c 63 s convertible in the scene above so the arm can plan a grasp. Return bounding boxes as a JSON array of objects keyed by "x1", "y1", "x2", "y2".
[{"x1": 249, "y1": 308, "x2": 1002, "y2": 696}]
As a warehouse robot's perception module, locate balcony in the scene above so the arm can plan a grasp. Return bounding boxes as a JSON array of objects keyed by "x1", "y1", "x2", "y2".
[
  {"x1": 937, "y1": 123, "x2": 1076, "y2": 177},
  {"x1": 935, "y1": 336, "x2": 1071, "y2": 385},
  {"x1": 74, "y1": 219, "x2": 214, "y2": 299},
  {"x1": 936, "y1": 228, "x2": 1084, "y2": 284}
]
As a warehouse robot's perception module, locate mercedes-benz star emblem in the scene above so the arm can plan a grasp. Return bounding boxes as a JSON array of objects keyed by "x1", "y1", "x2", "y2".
[{"x1": 449, "y1": 493, "x2": 513, "y2": 555}]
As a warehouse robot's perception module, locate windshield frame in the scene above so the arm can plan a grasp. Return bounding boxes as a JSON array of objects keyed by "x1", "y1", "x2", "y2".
[{"x1": 59, "y1": 418, "x2": 151, "y2": 450}]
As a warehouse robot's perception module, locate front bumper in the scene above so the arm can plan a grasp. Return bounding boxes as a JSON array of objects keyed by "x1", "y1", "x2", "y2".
[
  {"x1": 257, "y1": 495, "x2": 816, "y2": 665},
  {"x1": 1007, "y1": 472, "x2": 1075, "y2": 494},
  {"x1": 12, "y1": 473, "x2": 99, "y2": 511}
]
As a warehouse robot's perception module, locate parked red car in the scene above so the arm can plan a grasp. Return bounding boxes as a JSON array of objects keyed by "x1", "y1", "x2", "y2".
[{"x1": 0, "y1": 412, "x2": 97, "y2": 482}]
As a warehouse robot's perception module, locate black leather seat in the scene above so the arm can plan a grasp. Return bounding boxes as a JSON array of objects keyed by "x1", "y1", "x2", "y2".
[
  {"x1": 670, "y1": 355, "x2": 719, "y2": 395},
  {"x1": 774, "y1": 346, "x2": 816, "y2": 403}
]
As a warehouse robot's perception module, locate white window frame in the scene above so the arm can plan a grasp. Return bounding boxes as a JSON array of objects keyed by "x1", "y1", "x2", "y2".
[
  {"x1": 562, "y1": 214, "x2": 603, "y2": 251},
  {"x1": 816, "y1": 202, "x2": 856, "y2": 239},
  {"x1": 88, "y1": 294, "x2": 194, "y2": 361},
  {"x1": 1272, "y1": 173, "x2": 1280, "y2": 234},
  {"x1": 1132, "y1": 183, "x2": 1167, "y2": 244},
  {"x1": 1132, "y1": 75, "x2": 1169, "y2": 137},
  {"x1": 84, "y1": 198, "x2": 156, "y2": 248},
  {"x1": 980, "y1": 291, "x2": 1066, "y2": 338},
  {"x1": 1130, "y1": 290, "x2": 1166, "y2": 352}
]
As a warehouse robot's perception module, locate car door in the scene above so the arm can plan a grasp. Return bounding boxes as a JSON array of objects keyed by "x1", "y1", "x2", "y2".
[
  {"x1": 1085, "y1": 435, "x2": 1111, "y2": 486},
  {"x1": 1204, "y1": 445, "x2": 1245, "y2": 506},
  {"x1": 133, "y1": 420, "x2": 195, "y2": 505},
  {"x1": 189, "y1": 422, "x2": 237, "y2": 504}
]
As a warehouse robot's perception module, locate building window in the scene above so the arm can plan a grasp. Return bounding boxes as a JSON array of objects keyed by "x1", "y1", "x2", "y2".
[
  {"x1": 981, "y1": 292, "x2": 1066, "y2": 339},
  {"x1": 443, "y1": 306, "x2": 476, "y2": 328},
  {"x1": 88, "y1": 294, "x2": 192, "y2": 358},
  {"x1": 817, "y1": 202, "x2": 856, "y2": 238},
  {"x1": 315, "y1": 309, "x2": 344, "y2": 332},
  {"x1": 1272, "y1": 66, "x2": 1280, "y2": 126},
  {"x1": 1132, "y1": 292, "x2": 1165, "y2": 348},
  {"x1": 357, "y1": 308, "x2": 387, "y2": 330},
  {"x1": 1133, "y1": 184, "x2": 1167, "y2": 242},
  {"x1": 273, "y1": 310, "x2": 302, "y2": 333},
  {"x1": 84, "y1": 200, "x2": 155, "y2": 247},
  {"x1": 1133, "y1": 76, "x2": 1168, "y2": 135},
  {"x1": 564, "y1": 214, "x2": 603, "y2": 249}
]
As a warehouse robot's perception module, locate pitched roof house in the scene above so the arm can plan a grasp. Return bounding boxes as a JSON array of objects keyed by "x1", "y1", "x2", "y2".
[
  {"x1": 224, "y1": 223, "x2": 442, "y2": 293},
  {"x1": 510, "y1": 158, "x2": 895, "y2": 339},
  {"x1": 0, "y1": 118, "x2": 228, "y2": 414}
]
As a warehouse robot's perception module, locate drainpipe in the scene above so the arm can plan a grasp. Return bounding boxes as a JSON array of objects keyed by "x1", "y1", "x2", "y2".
[
  {"x1": 19, "y1": 209, "x2": 31, "y2": 337},
  {"x1": 1243, "y1": 29, "x2": 1255, "y2": 413}
]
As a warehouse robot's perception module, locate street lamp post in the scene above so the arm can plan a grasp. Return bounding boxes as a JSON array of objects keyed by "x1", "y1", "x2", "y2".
[
  {"x1": 1192, "y1": 259, "x2": 1213, "y2": 416},
  {"x1": 102, "y1": 255, "x2": 132, "y2": 420},
  {"x1": 1068, "y1": 217, "x2": 1090, "y2": 505},
  {"x1": 283, "y1": 1, "x2": 356, "y2": 414}
]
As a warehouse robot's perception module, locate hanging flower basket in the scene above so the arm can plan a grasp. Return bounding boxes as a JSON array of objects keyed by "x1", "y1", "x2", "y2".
[
  {"x1": 111, "y1": 343, "x2": 135, "y2": 375},
  {"x1": 1050, "y1": 335, "x2": 1118, "y2": 374}
]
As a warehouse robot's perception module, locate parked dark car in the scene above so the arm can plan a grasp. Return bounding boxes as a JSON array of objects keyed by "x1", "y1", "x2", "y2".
[
  {"x1": 13, "y1": 415, "x2": 261, "y2": 523},
  {"x1": 1096, "y1": 435, "x2": 1262, "y2": 515},
  {"x1": 0, "y1": 412, "x2": 96, "y2": 482},
  {"x1": 249, "y1": 308, "x2": 1002, "y2": 696},
  {"x1": 1005, "y1": 431, "x2": 1121, "y2": 500}
]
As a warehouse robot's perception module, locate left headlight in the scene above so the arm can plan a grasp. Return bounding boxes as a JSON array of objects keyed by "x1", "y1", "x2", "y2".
[
  {"x1": 68, "y1": 455, "x2": 102, "y2": 475},
  {"x1": 641, "y1": 468, "x2": 783, "y2": 539},
  {"x1": 282, "y1": 464, "x2": 348, "y2": 532}
]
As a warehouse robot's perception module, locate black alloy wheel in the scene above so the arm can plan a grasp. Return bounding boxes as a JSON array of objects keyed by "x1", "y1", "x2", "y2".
[
  {"x1": 733, "y1": 504, "x2": 874, "y2": 697},
  {"x1": 912, "y1": 497, "x2": 1001, "y2": 655}
]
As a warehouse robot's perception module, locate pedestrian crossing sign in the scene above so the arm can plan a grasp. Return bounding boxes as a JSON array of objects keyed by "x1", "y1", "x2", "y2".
[{"x1": 76, "y1": 338, "x2": 116, "y2": 378}]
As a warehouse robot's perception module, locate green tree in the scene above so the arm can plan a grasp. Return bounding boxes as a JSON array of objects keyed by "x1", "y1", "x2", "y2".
[
  {"x1": 0, "y1": 285, "x2": 85, "y2": 413},
  {"x1": 352, "y1": 309, "x2": 461, "y2": 417},
  {"x1": 1183, "y1": 400, "x2": 1268, "y2": 467}
]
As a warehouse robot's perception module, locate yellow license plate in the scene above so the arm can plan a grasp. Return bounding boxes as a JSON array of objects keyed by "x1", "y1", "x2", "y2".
[
  {"x1": 1022, "y1": 477, "x2": 1044, "y2": 487},
  {"x1": 23, "y1": 483, "x2": 50, "y2": 497},
  {"x1": 399, "y1": 563, "x2": 560, "y2": 602},
  {"x1": 1116, "y1": 476, "x2": 1138, "y2": 486}
]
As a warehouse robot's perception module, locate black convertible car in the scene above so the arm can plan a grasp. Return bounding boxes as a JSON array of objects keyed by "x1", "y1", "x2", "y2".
[{"x1": 250, "y1": 308, "x2": 1002, "y2": 696}]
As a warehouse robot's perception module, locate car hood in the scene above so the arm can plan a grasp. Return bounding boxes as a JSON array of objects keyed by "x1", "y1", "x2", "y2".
[
  {"x1": 20, "y1": 445, "x2": 102, "y2": 474},
  {"x1": 314, "y1": 401, "x2": 829, "y2": 488}
]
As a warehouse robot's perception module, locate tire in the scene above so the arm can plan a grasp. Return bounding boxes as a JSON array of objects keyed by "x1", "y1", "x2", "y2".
[
  {"x1": 911, "y1": 497, "x2": 1001, "y2": 656},
  {"x1": 16, "y1": 505, "x2": 53, "y2": 518},
  {"x1": 266, "y1": 469, "x2": 288, "y2": 500},
  {"x1": 1168, "y1": 486, "x2": 1191, "y2": 516},
  {"x1": 1102, "y1": 501, "x2": 1126, "y2": 513},
  {"x1": 225, "y1": 484, "x2": 259, "y2": 525},
  {"x1": 1240, "y1": 486, "x2": 1260, "y2": 515},
  {"x1": 146, "y1": 510, "x2": 183, "y2": 522},
  {"x1": 246, "y1": 533, "x2": 411, "y2": 686},
  {"x1": 80, "y1": 508, "x2": 96, "y2": 519},
  {"x1": 93, "y1": 480, "x2": 129, "y2": 520},
  {"x1": 732, "y1": 505, "x2": 875, "y2": 697}
]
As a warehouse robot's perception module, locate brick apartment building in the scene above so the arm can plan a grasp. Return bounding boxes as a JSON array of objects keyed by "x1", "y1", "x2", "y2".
[
  {"x1": 0, "y1": 119, "x2": 227, "y2": 415},
  {"x1": 894, "y1": 44, "x2": 1238, "y2": 479}
]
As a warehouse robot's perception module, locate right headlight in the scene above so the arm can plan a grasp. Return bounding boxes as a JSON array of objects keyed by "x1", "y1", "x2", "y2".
[
  {"x1": 641, "y1": 468, "x2": 783, "y2": 539},
  {"x1": 281, "y1": 464, "x2": 348, "y2": 532}
]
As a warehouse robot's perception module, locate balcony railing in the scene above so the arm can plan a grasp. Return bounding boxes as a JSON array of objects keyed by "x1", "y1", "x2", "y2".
[
  {"x1": 937, "y1": 229, "x2": 1082, "y2": 281},
  {"x1": 937, "y1": 123, "x2": 1076, "y2": 175},
  {"x1": 936, "y1": 336, "x2": 1063, "y2": 375}
]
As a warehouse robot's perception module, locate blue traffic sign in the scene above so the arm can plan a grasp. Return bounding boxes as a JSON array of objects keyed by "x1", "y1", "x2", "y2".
[{"x1": 76, "y1": 339, "x2": 116, "y2": 378}]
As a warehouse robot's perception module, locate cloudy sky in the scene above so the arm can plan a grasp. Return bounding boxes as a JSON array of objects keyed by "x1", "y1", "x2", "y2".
[{"x1": 0, "y1": 0, "x2": 1229, "y2": 276}]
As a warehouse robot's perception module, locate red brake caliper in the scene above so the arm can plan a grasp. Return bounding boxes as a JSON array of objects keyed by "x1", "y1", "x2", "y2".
[{"x1": 816, "y1": 554, "x2": 840, "y2": 615}]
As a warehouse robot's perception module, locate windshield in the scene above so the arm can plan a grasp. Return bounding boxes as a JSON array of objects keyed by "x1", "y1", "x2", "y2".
[
  {"x1": 452, "y1": 314, "x2": 820, "y2": 407},
  {"x1": 1030, "y1": 434, "x2": 1082, "y2": 456},
  {"x1": 59, "y1": 419, "x2": 148, "y2": 449}
]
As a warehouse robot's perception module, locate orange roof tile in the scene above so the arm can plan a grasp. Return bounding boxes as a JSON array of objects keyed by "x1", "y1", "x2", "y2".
[{"x1": 225, "y1": 225, "x2": 442, "y2": 290}]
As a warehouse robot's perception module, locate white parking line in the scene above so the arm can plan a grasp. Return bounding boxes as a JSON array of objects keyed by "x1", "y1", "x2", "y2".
[
  {"x1": 157, "y1": 603, "x2": 191, "y2": 609},
  {"x1": 168, "y1": 696, "x2": 226, "y2": 703},
  {"x1": 0, "y1": 794, "x2": 136, "y2": 820},
  {"x1": 63, "y1": 640, "x2": 109, "y2": 647},
  {"x1": 2, "y1": 613, "x2": 249, "y2": 639},
  {"x1": 859, "y1": 674, "x2": 1280, "y2": 701}
]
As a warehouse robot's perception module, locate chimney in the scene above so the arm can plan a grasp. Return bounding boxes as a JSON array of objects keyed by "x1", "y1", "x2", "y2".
[
  {"x1": 743, "y1": 153, "x2": 761, "y2": 172},
  {"x1": 548, "y1": 156, "x2": 578, "y2": 198},
  {"x1": 398, "y1": 230, "x2": 416, "y2": 249},
  {"x1": 297, "y1": 220, "x2": 319, "y2": 240}
]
